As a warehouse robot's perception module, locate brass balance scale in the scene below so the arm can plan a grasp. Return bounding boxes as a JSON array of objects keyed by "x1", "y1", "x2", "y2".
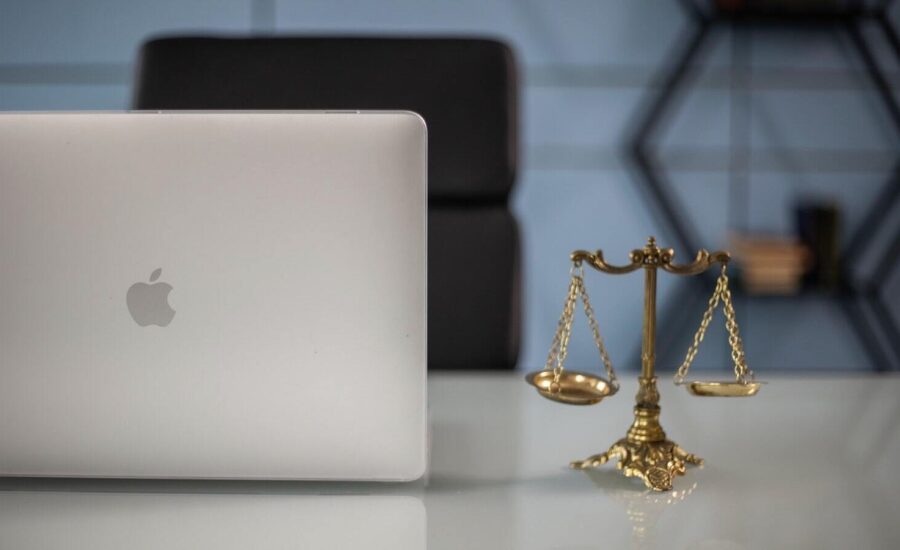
[{"x1": 526, "y1": 237, "x2": 763, "y2": 492}]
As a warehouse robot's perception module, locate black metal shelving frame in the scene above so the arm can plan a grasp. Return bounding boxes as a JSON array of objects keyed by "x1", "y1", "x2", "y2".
[{"x1": 627, "y1": 0, "x2": 900, "y2": 370}]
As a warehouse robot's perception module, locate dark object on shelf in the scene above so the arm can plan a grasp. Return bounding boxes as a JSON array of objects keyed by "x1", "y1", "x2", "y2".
[
  {"x1": 796, "y1": 201, "x2": 842, "y2": 290},
  {"x1": 134, "y1": 37, "x2": 521, "y2": 370},
  {"x1": 628, "y1": 0, "x2": 900, "y2": 370}
]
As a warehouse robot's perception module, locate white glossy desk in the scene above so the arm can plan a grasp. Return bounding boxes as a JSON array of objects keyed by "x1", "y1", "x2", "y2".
[{"x1": 2, "y1": 373, "x2": 899, "y2": 549}]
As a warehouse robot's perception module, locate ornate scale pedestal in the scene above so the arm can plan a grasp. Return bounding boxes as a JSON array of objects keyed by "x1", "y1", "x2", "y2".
[
  {"x1": 526, "y1": 237, "x2": 762, "y2": 491},
  {"x1": 570, "y1": 383, "x2": 703, "y2": 492}
]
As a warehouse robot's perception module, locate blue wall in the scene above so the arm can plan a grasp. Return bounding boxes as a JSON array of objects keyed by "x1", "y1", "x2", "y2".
[{"x1": 2, "y1": 0, "x2": 898, "y2": 371}]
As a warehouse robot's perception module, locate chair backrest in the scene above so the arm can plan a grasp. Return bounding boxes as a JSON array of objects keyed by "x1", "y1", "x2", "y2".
[{"x1": 134, "y1": 36, "x2": 521, "y2": 370}]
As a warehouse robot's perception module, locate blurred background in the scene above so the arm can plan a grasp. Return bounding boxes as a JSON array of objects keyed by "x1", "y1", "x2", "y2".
[{"x1": 1, "y1": 0, "x2": 898, "y2": 373}]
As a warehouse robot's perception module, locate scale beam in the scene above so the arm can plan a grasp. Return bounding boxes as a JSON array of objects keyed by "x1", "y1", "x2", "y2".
[{"x1": 571, "y1": 242, "x2": 730, "y2": 276}]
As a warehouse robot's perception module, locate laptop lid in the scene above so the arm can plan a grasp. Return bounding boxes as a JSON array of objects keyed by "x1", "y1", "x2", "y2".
[{"x1": 0, "y1": 112, "x2": 426, "y2": 480}]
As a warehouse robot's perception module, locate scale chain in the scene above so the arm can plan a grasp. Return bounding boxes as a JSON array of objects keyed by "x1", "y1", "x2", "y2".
[
  {"x1": 544, "y1": 261, "x2": 618, "y2": 387},
  {"x1": 674, "y1": 264, "x2": 754, "y2": 385},
  {"x1": 545, "y1": 269, "x2": 581, "y2": 380},
  {"x1": 719, "y1": 272, "x2": 754, "y2": 383},
  {"x1": 577, "y1": 273, "x2": 618, "y2": 390}
]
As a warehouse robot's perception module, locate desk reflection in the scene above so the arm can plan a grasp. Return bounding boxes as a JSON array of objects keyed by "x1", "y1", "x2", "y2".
[
  {"x1": 0, "y1": 489, "x2": 425, "y2": 549},
  {"x1": 586, "y1": 471, "x2": 709, "y2": 550},
  {"x1": 3, "y1": 375, "x2": 900, "y2": 549}
]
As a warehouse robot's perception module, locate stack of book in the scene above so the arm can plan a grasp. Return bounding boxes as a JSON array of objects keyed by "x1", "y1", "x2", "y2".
[{"x1": 730, "y1": 234, "x2": 812, "y2": 295}]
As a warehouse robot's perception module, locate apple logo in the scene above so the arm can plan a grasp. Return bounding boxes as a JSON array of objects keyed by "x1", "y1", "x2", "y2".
[{"x1": 126, "y1": 268, "x2": 176, "y2": 327}]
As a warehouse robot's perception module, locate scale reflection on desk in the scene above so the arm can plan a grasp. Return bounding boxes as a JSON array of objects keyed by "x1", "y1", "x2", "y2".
[{"x1": 526, "y1": 237, "x2": 764, "y2": 492}]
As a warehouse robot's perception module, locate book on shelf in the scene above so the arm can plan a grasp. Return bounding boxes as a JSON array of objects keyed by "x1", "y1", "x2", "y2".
[{"x1": 730, "y1": 233, "x2": 812, "y2": 295}]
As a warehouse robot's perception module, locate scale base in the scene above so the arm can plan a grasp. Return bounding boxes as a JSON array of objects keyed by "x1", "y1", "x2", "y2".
[
  {"x1": 570, "y1": 438, "x2": 703, "y2": 491},
  {"x1": 569, "y1": 404, "x2": 703, "y2": 491}
]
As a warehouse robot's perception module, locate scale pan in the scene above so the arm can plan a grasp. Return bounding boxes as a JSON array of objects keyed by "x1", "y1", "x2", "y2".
[
  {"x1": 687, "y1": 381, "x2": 762, "y2": 397},
  {"x1": 525, "y1": 370, "x2": 614, "y2": 405}
]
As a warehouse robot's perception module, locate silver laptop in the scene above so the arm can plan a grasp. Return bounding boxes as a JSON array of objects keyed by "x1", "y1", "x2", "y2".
[{"x1": 0, "y1": 112, "x2": 427, "y2": 480}]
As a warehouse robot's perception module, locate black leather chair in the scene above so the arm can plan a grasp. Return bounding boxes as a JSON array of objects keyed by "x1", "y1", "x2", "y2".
[{"x1": 133, "y1": 37, "x2": 520, "y2": 370}]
